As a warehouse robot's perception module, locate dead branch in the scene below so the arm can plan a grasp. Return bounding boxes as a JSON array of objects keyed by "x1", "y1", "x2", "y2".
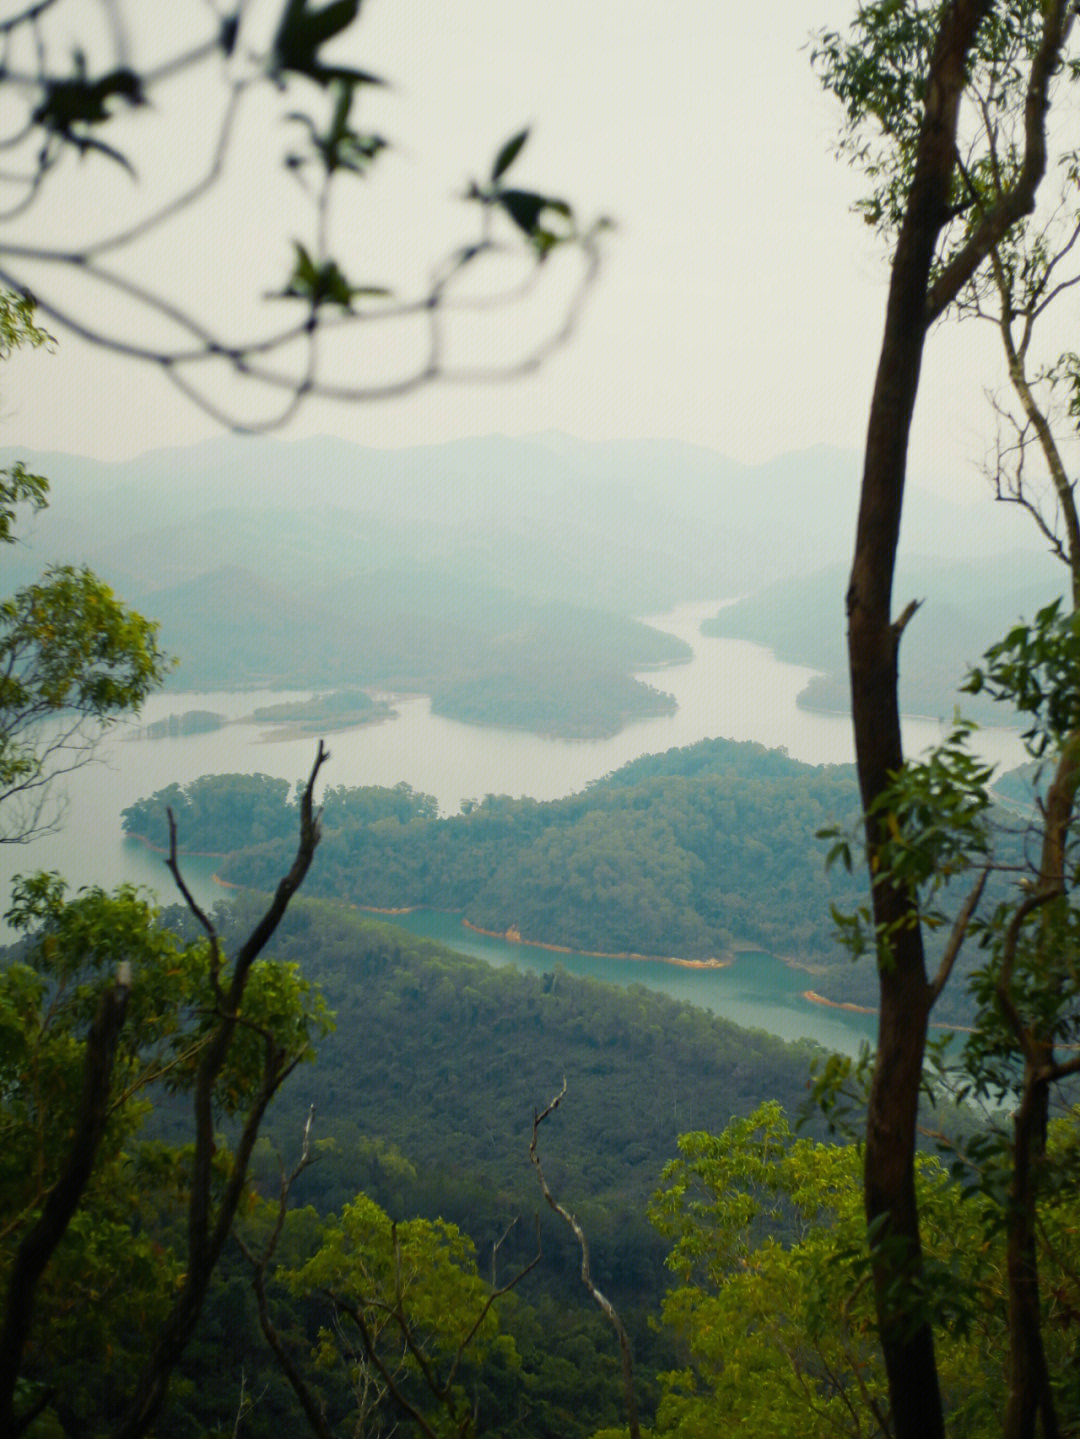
[
  {"x1": 890, "y1": 599, "x2": 922, "y2": 643},
  {"x1": 529, "y1": 1081, "x2": 642, "y2": 1439}
]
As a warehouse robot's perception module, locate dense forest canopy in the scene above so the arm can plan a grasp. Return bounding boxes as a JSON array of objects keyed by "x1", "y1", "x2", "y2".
[{"x1": 123, "y1": 738, "x2": 865, "y2": 963}]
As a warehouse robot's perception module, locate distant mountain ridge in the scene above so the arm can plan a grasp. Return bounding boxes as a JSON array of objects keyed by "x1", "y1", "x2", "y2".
[
  {"x1": 0, "y1": 431, "x2": 1049, "y2": 735},
  {"x1": 0, "y1": 431, "x2": 1042, "y2": 597}
]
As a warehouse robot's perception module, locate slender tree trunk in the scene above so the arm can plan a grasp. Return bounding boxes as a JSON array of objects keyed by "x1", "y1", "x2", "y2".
[
  {"x1": 999, "y1": 740, "x2": 1080, "y2": 1438},
  {"x1": 842, "y1": 1, "x2": 1068, "y2": 1431},
  {"x1": 0, "y1": 974, "x2": 130, "y2": 1436},
  {"x1": 852, "y1": 20, "x2": 990, "y2": 1439},
  {"x1": 848, "y1": 7, "x2": 995, "y2": 1436},
  {"x1": 1004, "y1": 1063, "x2": 1057, "y2": 1439}
]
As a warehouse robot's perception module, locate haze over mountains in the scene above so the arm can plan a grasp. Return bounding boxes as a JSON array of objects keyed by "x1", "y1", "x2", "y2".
[{"x1": 3, "y1": 431, "x2": 1056, "y2": 731}]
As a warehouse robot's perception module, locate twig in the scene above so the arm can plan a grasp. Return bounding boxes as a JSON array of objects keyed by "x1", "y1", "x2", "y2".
[
  {"x1": 929, "y1": 867, "x2": 988, "y2": 1003},
  {"x1": 529, "y1": 1081, "x2": 642, "y2": 1439}
]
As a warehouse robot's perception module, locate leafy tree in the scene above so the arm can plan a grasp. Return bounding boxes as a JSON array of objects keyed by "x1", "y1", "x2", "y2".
[
  {"x1": 261, "y1": 1191, "x2": 524, "y2": 1439},
  {"x1": 0, "y1": 745, "x2": 330, "y2": 1437},
  {"x1": 0, "y1": 564, "x2": 170, "y2": 842},
  {"x1": 0, "y1": 292, "x2": 169, "y2": 842},
  {"x1": 649, "y1": 1103, "x2": 1080, "y2": 1439},
  {"x1": 815, "y1": 5, "x2": 1078, "y2": 1432},
  {"x1": 822, "y1": 603, "x2": 1080, "y2": 1438}
]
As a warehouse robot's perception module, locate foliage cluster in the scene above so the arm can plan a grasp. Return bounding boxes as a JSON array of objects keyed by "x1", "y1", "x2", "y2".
[{"x1": 650, "y1": 1102, "x2": 1080, "y2": 1439}]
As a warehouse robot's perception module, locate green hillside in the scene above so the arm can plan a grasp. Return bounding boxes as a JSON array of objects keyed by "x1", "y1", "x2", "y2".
[
  {"x1": 704, "y1": 551, "x2": 1063, "y2": 721},
  {"x1": 124, "y1": 736, "x2": 865, "y2": 966}
]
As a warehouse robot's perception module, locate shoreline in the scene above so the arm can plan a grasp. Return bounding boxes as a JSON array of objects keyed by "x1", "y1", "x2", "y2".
[
  {"x1": 125, "y1": 831, "x2": 232, "y2": 861},
  {"x1": 803, "y1": 989, "x2": 874, "y2": 1016},
  {"x1": 127, "y1": 835, "x2": 844, "y2": 990},
  {"x1": 460, "y1": 918, "x2": 730, "y2": 968},
  {"x1": 803, "y1": 988, "x2": 974, "y2": 1034},
  {"x1": 122, "y1": 836, "x2": 787, "y2": 975}
]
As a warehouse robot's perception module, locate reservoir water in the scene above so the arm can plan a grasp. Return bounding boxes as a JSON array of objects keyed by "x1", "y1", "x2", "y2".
[{"x1": 0, "y1": 602, "x2": 1026, "y2": 1054}]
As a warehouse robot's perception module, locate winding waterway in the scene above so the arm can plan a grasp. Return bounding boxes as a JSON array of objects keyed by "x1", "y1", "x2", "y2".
[{"x1": 1, "y1": 601, "x2": 1027, "y2": 1054}]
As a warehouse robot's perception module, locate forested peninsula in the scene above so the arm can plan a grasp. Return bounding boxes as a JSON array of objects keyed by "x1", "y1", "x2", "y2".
[
  {"x1": 704, "y1": 555, "x2": 1064, "y2": 722},
  {"x1": 125, "y1": 735, "x2": 1033, "y2": 1028},
  {"x1": 124, "y1": 737, "x2": 862, "y2": 961}
]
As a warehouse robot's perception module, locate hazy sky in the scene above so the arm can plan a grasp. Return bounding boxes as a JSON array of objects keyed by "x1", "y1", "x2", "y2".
[{"x1": 0, "y1": 1, "x2": 1055, "y2": 498}]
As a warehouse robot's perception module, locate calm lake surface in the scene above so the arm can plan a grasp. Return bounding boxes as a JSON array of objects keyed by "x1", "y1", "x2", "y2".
[{"x1": 1, "y1": 601, "x2": 1026, "y2": 1054}]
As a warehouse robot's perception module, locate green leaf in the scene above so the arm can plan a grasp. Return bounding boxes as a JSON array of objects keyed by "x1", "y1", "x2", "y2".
[
  {"x1": 491, "y1": 128, "x2": 530, "y2": 183},
  {"x1": 271, "y1": 0, "x2": 380, "y2": 87}
]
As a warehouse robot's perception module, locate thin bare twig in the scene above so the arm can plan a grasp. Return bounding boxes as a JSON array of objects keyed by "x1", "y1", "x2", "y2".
[
  {"x1": 930, "y1": 867, "x2": 988, "y2": 1003},
  {"x1": 529, "y1": 1081, "x2": 642, "y2": 1439}
]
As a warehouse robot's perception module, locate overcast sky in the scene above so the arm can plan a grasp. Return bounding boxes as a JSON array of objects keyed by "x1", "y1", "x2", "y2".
[{"x1": 0, "y1": 1, "x2": 1056, "y2": 499}]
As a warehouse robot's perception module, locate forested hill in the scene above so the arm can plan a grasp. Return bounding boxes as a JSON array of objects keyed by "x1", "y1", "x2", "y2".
[
  {"x1": 206, "y1": 894, "x2": 826, "y2": 1224},
  {"x1": 129, "y1": 566, "x2": 690, "y2": 739},
  {"x1": 124, "y1": 737, "x2": 865, "y2": 963},
  {"x1": 140, "y1": 894, "x2": 829, "y2": 1438},
  {"x1": 705, "y1": 551, "x2": 1063, "y2": 721}
]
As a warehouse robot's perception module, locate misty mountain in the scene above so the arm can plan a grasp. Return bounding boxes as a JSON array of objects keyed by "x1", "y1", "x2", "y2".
[
  {"x1": 0, "y1": 431, "x2": 1042, "y2": 606},
  {"x1": 0, "y1": 431, "x2": 1051, "y2": 734},
  {"x1": 705, "y1": 548, "x2": 1066, "y2": 720}
]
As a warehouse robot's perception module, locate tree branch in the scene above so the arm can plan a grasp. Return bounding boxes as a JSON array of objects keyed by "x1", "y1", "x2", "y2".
[
  {"x1": 529, "y1": 1081, "x2": 642, "y2": 1439},
  {"x1": 929, "y1": 866, "x2": 988, "y2": 1004},
  {"x1": 926, "y1": 0, "x2": 1074, "y2": 325},
  {"x1": 114, "y1": 742, "x2": 328, "y2": 1439}
]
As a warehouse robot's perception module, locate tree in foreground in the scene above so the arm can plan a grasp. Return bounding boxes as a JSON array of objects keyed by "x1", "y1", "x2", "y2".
[
  {"x1": 814, "y1": 2, "x2": 1079, "y2": 1434},
  {"x1": 649, "y1": 1103, "x2": 1080, "y2": 1439},
  {"x1": 0, "y1": 744, "x2": 330, "y2": 1437},
  {"x1": 0, "y1": 291, "x2": 169, "y2": 841}
]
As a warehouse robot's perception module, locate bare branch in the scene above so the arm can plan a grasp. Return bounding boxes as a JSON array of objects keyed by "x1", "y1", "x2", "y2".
[
  {"x1": 329, "y1": 1291, "x2": 444, "y2": 1439},
  {"x1": 530, "y1": 1082, "x2": 642, "y2": 1439},
  {"x1": 891, "y1": 598, "x2": 922, "y2": 643},
  {"x1": 929, "y1": 867, "x2": 988, "y2": 1004},
  {"x1": 115, "y1": 743, "x2": 329, "y2": 1439}
]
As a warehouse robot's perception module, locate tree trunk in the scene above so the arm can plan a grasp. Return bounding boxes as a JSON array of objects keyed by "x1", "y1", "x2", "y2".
[
  {"x1": 1004, "y1": 1063, "x2": 1057, "y2": 1439},
  {"x1": 848, "y1": 6, "x2": 996, "y2": 1437},
  {"x1": 0, "y1": 974, "x2": 130, "y2": 1436}
]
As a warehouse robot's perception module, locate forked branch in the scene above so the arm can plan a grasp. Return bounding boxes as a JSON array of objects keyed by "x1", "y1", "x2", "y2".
[{"x1": 115, "y1": 742, "x2": 329, "y2": 1439}]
